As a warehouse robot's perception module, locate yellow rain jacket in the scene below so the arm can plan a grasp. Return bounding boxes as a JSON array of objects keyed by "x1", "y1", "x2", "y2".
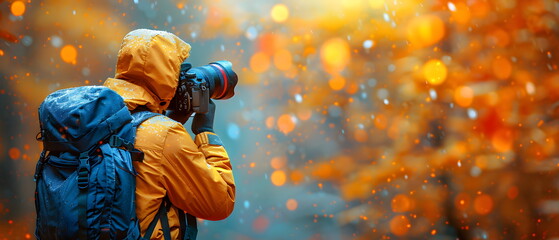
[{"x1": 103, "y1": 29, "x2": 235, "y2": 239}]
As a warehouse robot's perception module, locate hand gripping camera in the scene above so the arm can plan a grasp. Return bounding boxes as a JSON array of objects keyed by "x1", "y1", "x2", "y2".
[{"x1": 168, "y1": 60, "x2": 238, "y2": 114}]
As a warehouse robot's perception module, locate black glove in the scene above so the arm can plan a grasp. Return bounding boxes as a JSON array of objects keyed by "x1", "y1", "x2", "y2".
[
  {"x1": 191, "y1": 100, "x2": 215, "y2": 134},
  {"x1": 166, "y1": 109, "x2": 193, "y2": 125}
]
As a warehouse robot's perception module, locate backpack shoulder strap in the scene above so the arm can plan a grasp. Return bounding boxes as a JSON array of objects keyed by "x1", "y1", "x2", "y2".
[{"x1": 131, "y1": 110, "x2": 161, "y2": 128}]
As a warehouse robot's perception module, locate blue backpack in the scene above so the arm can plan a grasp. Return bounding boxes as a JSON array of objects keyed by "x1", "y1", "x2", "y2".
[{"x1": 34, "y1": 86, "x2": 159, "y2": 239}]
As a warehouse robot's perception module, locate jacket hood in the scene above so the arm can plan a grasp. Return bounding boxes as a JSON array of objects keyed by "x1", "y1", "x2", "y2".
[{"x1": 104, "y1": 29, "x2": 191, "y2": 113}]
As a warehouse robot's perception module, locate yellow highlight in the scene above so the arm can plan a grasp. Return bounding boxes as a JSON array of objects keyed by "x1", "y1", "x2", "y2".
[
  {"x1": 271, "y1": 4, "x2": 289, "y2": 23},
  {"x1": 60, "y1": 45, "x2": 78, "y2": 65},
  {"x1": 320, "y1": 38, "x2": 350, "y2": 74},
  {"x1": 286, "y1": 199, "x2": 298, "y2": 211},
  {"x1": 454, "y1": 86, "x2": 474, "y2": 107},
  {"x1": 271, "y1": 170, "x2": 286, "y2": 186},
  {"x1": 328, "y1": 76, "x2": 346, "y2": 91},
  {"x1": 407, "y1": 15, "x2": 445, "y2": 48},
  {"x1": 250, "y1": 52, "x2": 270, "y2": 73},
  {"x1": 422, "y1": 59, "x2": 447, "y2": 85},
  {"x1": 11, "y1": 1, "x2": 26, "y2": 16},
  {"x1": 368, "y1": 0, "x2": 385, "y2": 9}
]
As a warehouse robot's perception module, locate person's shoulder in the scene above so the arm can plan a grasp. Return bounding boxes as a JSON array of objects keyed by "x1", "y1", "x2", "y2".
[
  {"x1": 138, "y1": 114, "x2": 183, "y2": 131},
  {"x1": 135, "y1": 114, "x2": 187, "y2": 150}
]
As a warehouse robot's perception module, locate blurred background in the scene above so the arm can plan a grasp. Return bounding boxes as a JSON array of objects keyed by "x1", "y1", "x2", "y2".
[{"x1": 2, "y1": 0, "x2": 559, "y2": 239}]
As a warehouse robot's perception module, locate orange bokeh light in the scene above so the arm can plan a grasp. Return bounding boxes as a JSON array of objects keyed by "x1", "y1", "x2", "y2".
[
  {"x1": 277, "y1": 114, "x2": 296, "y2": 134},
  {"x1": 271, "y1": 170, "x2": 287, "y2": 186},
  {"x1": 320, "y1": 38, "x2": 350, "y2": 74},
  {"x1": 60, "y1": 45, "x2": 78, "y2": 65},
  {"x1": 270, "y1": 156, "x2": 287, "y2": 169},
  {"x1": 492, "y1": 56, "x2": 512, "y2": 80},
  {"x1": 423, "y1": 59, "x2": 447, "y2": 85},
  {"x1": 11, "y1": 1, "x2": 26, "y2": 16},
  {"x1": 474, "y1": 194, "x2": 494, "y2": 215},
  {"x1": 9, "y1": 147, "x2": 21, "y2": 160},
  {"x1": 454, "y1": 86, "x2": 474, "y2": 107},
  {"x1": 250, "y1": 52, "x2": 270, "y2": 73},
  {"x1": 374, "y1": 114, "x2": 388, "y2": 130},
  {"x1": 329, "y1": 76, "x2": 346, "y2": 91},
  {"x1": 454, "y1": 192, "x2": 471, "y2": 211},
  {"x1": 354, "y1": 129, "x2": 368, "y2": 143},
  {"x1": 265, "y1": 116, "x2": 275, "y2": 129},
  {"x1": 286, "y1": 199, "x2": 298, "y2": 211},
  {"x1": 391, "y1": 194, "x2": 412, "y2": 213},
  {"x1": 273, "y1": 49, "x2": 293, "y2": 71},
  {"x1": 290, "y1": 170, "x2": 304, "y2": 184},
  {"x1": 450, "y1": 2, "x2": 471, "y2": 25},
  {"x1": 252, "y1": 216, "x2": 270, "y2": 233},
  {"x1": 389, "y1": 215, "x2": 410, "y2": 236},
  {"x1": 407, "y1": 15, "x2": 445, "y2": 48},
  {"x1": 492, "y1": 128, "x2": 514, "y2": 152}
]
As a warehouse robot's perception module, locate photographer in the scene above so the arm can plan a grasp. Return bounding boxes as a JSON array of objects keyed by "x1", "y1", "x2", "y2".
[{"x1": 104, "y1": 29, "x2": 236, "y2": 239}]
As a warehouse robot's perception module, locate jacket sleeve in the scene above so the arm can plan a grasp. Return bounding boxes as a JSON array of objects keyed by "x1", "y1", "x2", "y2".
[{"x1": 160, "y1": 122, "x2": 235, "y2": 221}]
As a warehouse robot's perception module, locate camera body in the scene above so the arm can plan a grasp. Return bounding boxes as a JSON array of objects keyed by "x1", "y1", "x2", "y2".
[
  {"x1": 175, "y1": 63, "x2": 210, "y2": 113},
  {"x1": 168, "y1": 60, "x2": 237, "y2": 114}
]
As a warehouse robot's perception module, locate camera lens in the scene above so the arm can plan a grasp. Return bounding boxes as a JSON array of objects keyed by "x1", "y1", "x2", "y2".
[{"x1": 189, "y1": 60, "x2": 238, "y2": 100}]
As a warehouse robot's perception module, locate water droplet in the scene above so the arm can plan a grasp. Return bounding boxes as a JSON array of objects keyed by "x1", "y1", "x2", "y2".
[
  {"x1": 447, "y1": 2, "x2": 457, "y2": 11},
  {"x1": 526, "y1": 82, "x2": 535, "y2": 95},
  {"x1": 383, "y1": 13, "x2": 390, "y2": 22},
  {"x1": 470, "y1": 166, "x2": 481, "y2": 177},
  {"x1": 467, "y1": 108, "x2": 477, "y2": 119},
  {"x1": 245, "y1": 26, "x2": 258, "y2": 41},
  {"x1": 51, "y1": 35, "x2": 63, "y2": 48},
  {"x1": 22, "y1": 36, "x2": 32, "y2": 46},
  {"x1": 363, "y1": 39, "x2": 374, "y2": 49},
  {"x1": 82, "y1": 67, "x2": 90, "y2": 76},
  {"x1": 429, "y1": 89, "x2": 437, "y2": 100},
  {"x1": 244, "y1": 200, "x2": 250, "y2": 209},
  {"x1": 377, "y1": 88, "x2": 389, "y2": 99},
  {"x1": 294, "y1": 94, "x2": 302, "y2": 103}
]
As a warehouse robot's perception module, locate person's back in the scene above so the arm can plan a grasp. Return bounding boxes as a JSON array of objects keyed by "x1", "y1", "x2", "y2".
[{"x1": 104, "y1": 29, "x2": 235, "y2": 239}]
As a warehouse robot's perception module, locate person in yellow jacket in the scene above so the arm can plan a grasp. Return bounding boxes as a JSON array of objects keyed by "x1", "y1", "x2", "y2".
[{"x1": 103, "y1": 29, "x2": 236, "y2": 239}]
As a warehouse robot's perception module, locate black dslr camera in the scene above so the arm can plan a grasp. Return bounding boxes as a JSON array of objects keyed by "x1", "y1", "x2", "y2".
[{"x1": 168, "y1": 60, "x2": 238, "y2": 114}]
